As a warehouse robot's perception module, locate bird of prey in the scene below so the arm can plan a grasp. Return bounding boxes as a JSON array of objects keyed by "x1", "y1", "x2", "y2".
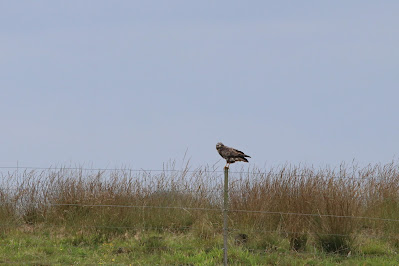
[{"x1": 216, "y1": 142, "x2": 251, "y2": 169}]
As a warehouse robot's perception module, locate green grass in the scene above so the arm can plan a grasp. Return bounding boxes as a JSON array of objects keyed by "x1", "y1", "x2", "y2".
[{"x1": 1, "y1": 226, "x2": 399, "y2": 265}]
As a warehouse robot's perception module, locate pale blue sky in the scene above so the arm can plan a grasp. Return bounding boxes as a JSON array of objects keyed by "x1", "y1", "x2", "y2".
[{"x1": 1, "y1": 1, "x2": 398, "y2": 170}]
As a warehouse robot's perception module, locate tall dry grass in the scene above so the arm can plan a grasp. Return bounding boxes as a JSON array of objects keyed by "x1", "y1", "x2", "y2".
[{"x1": 1, "y1": 161, "x2": 399, "y2": 252}]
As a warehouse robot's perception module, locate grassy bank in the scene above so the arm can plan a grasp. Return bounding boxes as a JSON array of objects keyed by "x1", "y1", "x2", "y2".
[{"x1": 1, "y1": 162, "x2": 399, "y2": 264}]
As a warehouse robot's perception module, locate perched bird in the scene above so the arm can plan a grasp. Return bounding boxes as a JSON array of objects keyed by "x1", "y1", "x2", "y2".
[{"x1": 216, "y1": 142, "x2": 251, "y2": 168}]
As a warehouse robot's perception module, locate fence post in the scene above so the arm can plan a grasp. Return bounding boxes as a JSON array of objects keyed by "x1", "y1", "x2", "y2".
[{"x1": 223, "y1": 166, "x2": 229, "y2": 266}]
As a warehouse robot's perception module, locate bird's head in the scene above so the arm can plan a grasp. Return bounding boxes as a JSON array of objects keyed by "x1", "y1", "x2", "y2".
[{"x1": 216, "y1": 142, "x2": 224, "y2": 150}]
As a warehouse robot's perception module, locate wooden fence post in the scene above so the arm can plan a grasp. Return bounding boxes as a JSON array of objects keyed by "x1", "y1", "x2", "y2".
[{"x1": 223, "y1": 166, "x2": 229, "y2": 265}]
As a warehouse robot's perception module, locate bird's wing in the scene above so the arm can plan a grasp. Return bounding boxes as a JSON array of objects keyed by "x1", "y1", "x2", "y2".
[
  {"x1": 232, "y1": 148, "x2": 250, "y2": 157},
  {"x1": 219, "y1": 147, "x2": 230, "y2": 158}
]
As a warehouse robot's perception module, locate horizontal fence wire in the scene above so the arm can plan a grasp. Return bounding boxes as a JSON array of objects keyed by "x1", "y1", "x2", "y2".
[
  {"x1": 0, "y1": 188, "x2": 380, "y2": 202},
  {"x1": 229, "y1": 209, "x2": 399, "y2": 222},
  {"x1": 0, "y1": 187, "x2": 224, "y2": 194},
  {"x1": 0, "y1": 166, "x2": 218, "y2": 173},
  {"x1": 0, "y1": 202, "x2": 222, "y2": 212},
  {"x1": 0, "y1": 188, "x2": 382, "y2": 203},
  {"x1": 0, "y1": 165, "x2": 387, "y2": 181},
  {"x1": 0, "y1": 224, "x2": 193, "y2": 231},
  {"x1": 1, "y1": 201, "x2": 399, "y2": 223}
]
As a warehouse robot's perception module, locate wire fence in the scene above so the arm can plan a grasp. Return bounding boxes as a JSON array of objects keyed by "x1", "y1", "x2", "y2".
[{"x1": 1, "y1": 165, "x2": 399, "y2": 263}]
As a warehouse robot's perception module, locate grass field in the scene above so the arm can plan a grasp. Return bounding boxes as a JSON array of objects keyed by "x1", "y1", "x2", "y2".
[
  {"x1": 2, "y1": 225, "x2": 399, "y2": 265},
  {"x1": 1, "y1": 161, "x2": 399, "y2": 264}
]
